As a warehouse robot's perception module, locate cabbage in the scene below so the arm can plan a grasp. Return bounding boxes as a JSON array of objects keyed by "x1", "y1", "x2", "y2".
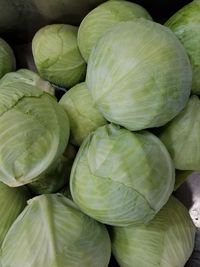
[
  {"x1": 78, "y1": 0, "x2": 152, "y2": 62},
  {"x1": 0, "y1": 182, "x2": 30, "y2": 244},
  {"x1": 86, "y1": 19, "x2": 192, "y2": 131},
  {"x1": 166, "y1": 0, "x2": 200, "y2": 94},
  {"x1": 0, "y1": 82, "x2": 69, "y2": 187},
  {"x1": 159, "y1": 96, "x2": 200, "y2": 171},
  {"x1": 0, "y1": 69, "x2": 55, "y2": 95},
  {"x1": 32, "y1": 24, "x2": 86, "y2": 88},
  {"x1": 0, "y1": 38, "x2": 16, "y2": 79},
  {"x1": 28, "y1": 143, "x2": 77, "y2": 194},
  {"x1": 1, "y1": 194, "x2": 111, "y2": 267},
  {"x1": 70, "y1": 124, "x2": 175, "y2": 226},
  {"x1": 111, "y1": 196, "x2": 196, "y2": 267},
  {"x1": 59, "y1": 82, "x2": 107, "y2": 146}
]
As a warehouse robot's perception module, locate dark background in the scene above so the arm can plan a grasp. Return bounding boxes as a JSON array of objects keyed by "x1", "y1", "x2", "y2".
[{"x1": 0, "y1": 0, "x2": 192, "y2": 44}]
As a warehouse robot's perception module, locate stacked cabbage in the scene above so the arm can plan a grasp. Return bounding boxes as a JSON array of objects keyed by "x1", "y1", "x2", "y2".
[{"x1": 0, "y1": 1, "x2": 198, "y2": 267}]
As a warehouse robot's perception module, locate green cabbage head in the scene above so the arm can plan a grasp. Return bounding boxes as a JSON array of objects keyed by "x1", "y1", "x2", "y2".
[
  {"x1": 0, "y1": 81, "x2": 69, "y2": 187},
  {"x1": 86, "y1": 19, "x2": 192, "y2": 131},
  {"x1": 78, "y1": 0, "x2": 152, "y2": 62},
  {"x1": 1, "y1": 194, "x2": 111, "y2": 267},
  {"x1": 70, "y1": 124, "x2": 175, "y2": 226},
  {"x1": 0, "y1": 182, "x2": 30, "y2": 244},
  {"x1": 165, "y1": 0, "x2": 200, "y2": 94},
  {"x1": 111, "y1": 196, "x2": 196, "y2": 267},
  {"x1": 159, "y1": 96, "x2": 200, "y2": 171},
  {"x1": 32, "y1": 24, "x2": 86, "y2": 88},
  {"x1": 59, "y1": 82, "x2": 107, "y2": 146}
]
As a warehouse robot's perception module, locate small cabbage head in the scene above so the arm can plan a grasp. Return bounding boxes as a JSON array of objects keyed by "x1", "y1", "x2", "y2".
[
  {"x1": 159, "y1": 96, "x2": 200, "y2": 171},
  {"x1": 0, "y1": 182, "x2": 30, "y2": 244},
  {"x1": 70, "y1": 124, "x2": 175, "y2": 226},
  {"x1": 165, "y1": 0, "x2": 200, "y2": 94},
  {"x1": 59, "y1": 82, "x2": 107, "y2": 146},
  {"x1": 0, "y1": 81, "x2": 69, "y2": 187},
  {"x1": 78, "y1": 0, "x2": 152, "y2": 62},
  {"x1": 111, "y1": 196, "x2": 196, "y2": 267},
  {"x1": 1, "y1": 194, "x2": 111, "y2": 267},
  {"x1": 86, "y1": 19, "x2": 192, "y2": 131},
  {"x1": 0, "y1": 38, "x2": 16, "y2": 78},
  {"x1": 32, "y1": 24, "x2": 86, "y2": 88},
  {"x1": 0, "y1": 69, "x2": 55, "y2": 95}
]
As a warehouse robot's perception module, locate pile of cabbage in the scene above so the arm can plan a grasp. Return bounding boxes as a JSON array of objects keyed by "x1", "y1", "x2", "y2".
[{"x1": 0, "y1": 0, "x2": 199, "y2": 266}]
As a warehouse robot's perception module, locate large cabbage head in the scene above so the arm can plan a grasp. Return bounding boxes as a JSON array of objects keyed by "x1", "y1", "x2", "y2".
[
  {"x1": 1, "y1": 194, "x2": 111, "y2": 267},
  {"x1": 0, "y1": 81, "x2": 69, "y2": 187},
  {"x1": 70, "y1": 124, "x2": 175, "y2": 226},
  {"x1": 59, "y1": 82, "x2": 107, "y2": 146},
  {"x1": 165, "y1": 0, "x2": 200, "y2": 94},
  {"x1": 0, "y1": 182, "x2": 30, "y2": 244},
  {"x1": 159, "y1": 96, "x2": 200, "y2": 171},
  {"x1": 78, "y1": 0, "x2": 152, "y2": 62},
  {"x1": 0, "y1": 38, "x2": 16, "y2": 79},
  {"x1": 32, "y1": 24, "x2": 86, "y2": 88},
  {"x1": 86, "y1": 19, "x2": 192, "y2": 131},
  {"x1": 111, "y1": 196, "x2": 196, "y2": 267}
]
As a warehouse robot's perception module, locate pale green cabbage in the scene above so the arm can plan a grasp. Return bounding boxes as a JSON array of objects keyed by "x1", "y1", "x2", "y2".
[
  {"x1": 32, "y1": 24, "x2": 86, "y2": 88},
  {"x1": 0, "y1": 82, "x2": 69, "y2": 187},
  {"x1": 59, "y1": 82, "x2": 107, "y2": 146},
  {"x1": 111, "y1": 196, "x2": 196, "y2": 267},
  {"x1": 0, "y1": 182, "x2": 30, "y2": 244},
  {"x1": 0, "y1": 38, "x2": 16, "y2": 79},
  {"x1": 0, "y1": 69, "x2": 55, "y2": 95},
  {"x1": 86, "y1": 19, "x2": 192, "y2": 131},
  {"x1": 78, "y1": 0, "x2": 152, "y2": 62},
  {"x1": 159, "y1": 96, "x2": 200, "y2": 171},
  {"x1": 166, "y1": 0, "x2": 200, "y2": 94},
  {"x1": 70, "y1": 124, "x2": 175, "y2": 226},
  {"x1": 1, "y1": 194, "x2": 111, "y2": 267}
]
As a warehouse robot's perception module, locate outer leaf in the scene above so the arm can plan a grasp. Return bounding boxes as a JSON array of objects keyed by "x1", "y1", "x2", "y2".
[
  {"x1": 32, "y1": 24, "x2": 86, "y2": 88},
  {"x1": 0, "y1": 182, "x2": 30, "y2": 244},
  {"x1": 70, "y1": 124, "x2": 175, "y2": 226},
  {"x1": 0, "y1": 69, "x2": 55, "y2": 95},
  {"x1": 59, "y1": 82, "x2": 107, "y2": 146},
  {"x1": 111, "y1": 196, "x2": 196, "y2": 267},
  {"x1": 0, "y1": 82, "x2": 69, "y2": 186},
  {"x1": 1, "y1": 194, "x2": 111, "y2": 267},
  {"x1": 86, "y1": 19, "x2": 192, "y2": 131},
  {"x1": 159, "y1": 96, "x2": 200, "y2": 171},
  {"x1": 165, "y1": 0, "x2": 200, "y2": 94},
  {"x1": 78, "y1": 0, "x2": 152, "y2": 62}
]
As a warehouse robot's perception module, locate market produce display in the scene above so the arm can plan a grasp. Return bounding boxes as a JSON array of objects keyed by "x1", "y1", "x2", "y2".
[{"x1": 0, "y1": 1, "x2": 198, "y2": 267}]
